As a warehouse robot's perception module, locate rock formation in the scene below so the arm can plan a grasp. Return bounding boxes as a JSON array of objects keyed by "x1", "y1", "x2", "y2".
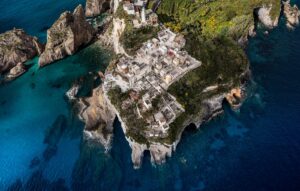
[
  {"x1": 283, "y1": 0, "x2": 300, "y2": 29},
  {"x1": 39, "y1": 5, "x2": 95, "y2": 67},
  {"x1": 257, "y1": 6, "x2": 279, "y2": 29},
  {"x1": 0, "y1": 29, "x2": 43, "y2": 74},
  {"x1": 69, "y1": 84, "x2": 116, "y2": 150},
  {"x1": 225, "y1": 87, "x2": 244, "y2": 109},
  {"x1": 85, "y1": 0, "x2": 111, "y2": 17},
  {"x1": 5, "y1": 63, "x2": 26, "y2": 80}
]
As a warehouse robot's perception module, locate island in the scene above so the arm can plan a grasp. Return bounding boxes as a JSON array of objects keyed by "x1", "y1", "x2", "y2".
[
  {"x1": 1, "y1": 0, "x2": 299, "y2": 168},
  {"x1": 69, "y1": 0, "x2": 294, "y2": 168}
]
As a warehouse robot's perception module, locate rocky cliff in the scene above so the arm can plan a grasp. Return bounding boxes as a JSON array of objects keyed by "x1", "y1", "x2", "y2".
[
  {"x1": 0, "y1": 29, "x2": 43, "y2": 74},
  {"x1": 39, "y1": 5, "x2": 95, "y2": 67},
  {"x1": 85, "y1": 0, "x2": 111, "y2": 17},
  {"x1": 68, "y1": 83, "x2": 116, "y2": 150},
  {"x1": 128, "y1": 87, "x2": 246, "y2": 168},
  {"x1": 283, "y1": 0, "x2": 300, "y2": 29},
  {"x1": 257, "y1": 5, "x2": 279, "y2": 29}
]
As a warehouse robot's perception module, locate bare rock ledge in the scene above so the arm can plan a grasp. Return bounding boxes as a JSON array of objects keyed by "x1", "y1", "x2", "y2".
[
  {"x1": 0, "y1": 29, "x2": 43, "y2": 74},
  {"x1": 85, "y1": 0, "x2": 111, "y2": 17},
  {"x1": 39, "y1": 5, "x2": 95, "y2": 67},
  {"x1": 283, "y1": 0, "x2": 300, "y2": 29}
]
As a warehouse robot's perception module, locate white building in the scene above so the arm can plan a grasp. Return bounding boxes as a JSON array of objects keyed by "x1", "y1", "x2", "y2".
[
  {"x1": 123, "y1": 2, "x2": 135, "y2": 15},
  {"x1": 154, "y1": 112, "x2": 167, "y2": 127}
]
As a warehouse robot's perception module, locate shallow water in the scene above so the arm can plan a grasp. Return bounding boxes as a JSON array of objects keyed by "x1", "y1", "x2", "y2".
[{"x1": 1, "y1": 0, "x2": 300, "y2": 190}]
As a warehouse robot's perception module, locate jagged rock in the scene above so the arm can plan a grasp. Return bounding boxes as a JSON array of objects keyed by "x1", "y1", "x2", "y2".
[
  {"x1": 73, "y1": 85, "x2": 116, "y2": 150},
  {"x1": 248, "y1": 25, "x2": 256, "y2": 37},
  {"x1": 39, "y1": 5, "x2": 95, "y2": 67},
  {"x1": 66, "y1": 83, "x2": 80, "y2": 101},
  {"x1": 5, "y1": 62, "x2": 26, "y2": 81},
  {"x1": 283, "y1": 0, "x2": 300, "y2": 29},
  {"x1": 112, "y1": 18, "x2": 127, "y2": 55},
  {"x1": 225, "y1": 87, "x2": 244, "y2": 109},
  {"x1": 257, "y1": 6, "x2": 279, "y2": 29},
  {"x1": 85, "y1": 0, "x2": 111, "y2": 17},
  {"x1": 0, "y1": 29, "x2": 43, "y2": 74}
]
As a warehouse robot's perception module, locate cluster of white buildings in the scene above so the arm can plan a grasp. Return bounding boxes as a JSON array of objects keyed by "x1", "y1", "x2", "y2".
[
  {"x1": 104, "y1": 29, "x2": 202, "y2": 137},
  {"x1": 122, "y1": 0, "x2": 158, "y2": 27}
]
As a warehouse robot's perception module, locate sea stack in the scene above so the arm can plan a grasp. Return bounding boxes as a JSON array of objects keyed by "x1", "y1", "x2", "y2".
[
  {"x1": 39, "y1": 5, "x2": 95, "y2": 67},
  {"x1": 283, "y1": 0, "x2": 300, "y2": 29},
  {"x1": 85, "y1": 0, "x2": 111, "y2": 17},
  {"x1": 0, "y1": 29, "x2": 43, "y2": 74}
]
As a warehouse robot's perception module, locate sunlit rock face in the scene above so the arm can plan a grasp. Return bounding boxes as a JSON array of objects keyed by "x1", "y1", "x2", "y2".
[
  {"x1": 0, "y1": 29, "x2": 43, "y2": 74},
  {"x1": 39, "y1": 5, "x2": 95, "y2": 67},
  {"x1": 85, "y1": 0, "x2": 112, "y2": 17},
  {"x1": 283, "y1": 0, "x2": 300, "y2": 29},
  {"x1": 257, "y1": 6, "x2": 279, "y2": 29}
]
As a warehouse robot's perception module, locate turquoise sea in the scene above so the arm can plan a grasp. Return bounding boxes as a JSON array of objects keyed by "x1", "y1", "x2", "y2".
[{"x1": 1, "y1": 0, "x2": 300, "y2": 190}]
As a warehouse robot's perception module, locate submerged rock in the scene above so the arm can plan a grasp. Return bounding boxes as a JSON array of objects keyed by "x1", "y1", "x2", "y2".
[
  {"x1": 29, "y1": 157, "x2": 41, "y2": 169},
  {"x1": 283, "y1": 0, "x2": 300, "y2": 29},
  {"x1": 85, "y1": 0, "x2": 111, "y2": 17},
  {"x1": 71, "y1": 141, "x2": 121, "y2": 191},
  {"x1": 39, "y1": 5, "x2": 95, "y2": 67},
  {"x1": 0, "y1": 29, "x2": 43, "y2": 74},
  {"x1": 7, "y1": 179, "x2": 23, "y2": 191}
]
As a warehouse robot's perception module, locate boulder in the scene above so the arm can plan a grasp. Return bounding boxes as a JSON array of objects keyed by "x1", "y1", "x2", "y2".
[
  {"x1": 0, "y1": 29, "x2": 43, "y2": 74},
  {"x1": 39, "y1": 5, "x2": 95, "y2": 67},
  {"x1": 85, "y1": 0, "x2": 111, "y2": 17}
]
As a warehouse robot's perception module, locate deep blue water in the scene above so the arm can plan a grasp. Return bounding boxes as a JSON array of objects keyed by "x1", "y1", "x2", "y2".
[{"x1": 1, "y1": 0, "x2": 300, "y2": 190}]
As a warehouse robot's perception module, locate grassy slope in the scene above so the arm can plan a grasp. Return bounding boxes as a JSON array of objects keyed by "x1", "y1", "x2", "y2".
[
  {"x1": 156, "y1": 0, "x2": 281, "y2": 38},
  {"x1": 154, "y1": 0, "x2": 280, "y2": 144}
]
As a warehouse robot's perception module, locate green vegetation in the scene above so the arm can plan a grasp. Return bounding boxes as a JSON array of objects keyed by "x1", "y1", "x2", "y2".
[
  {"x1": 157, "y1": 0, "x2": 281, "y2": 39},
  {"x1": 120, "y1": 26, "x2": 159, "y2": 55},
  {"x1": 115, "y1": 1, "x2": 159, "y2": 55},
  {"x1": 164, "y1": 35, "x2": 249, "y2": 143},
  {"x1": 154, "y1": 0, "x2": 268, "y2": 143},
  {"x1": 108, "y1": 0, "x2": 281, "y2": 145},
  {"x1": 108, "y1": 87, "x2": 149, "y2": 145}
]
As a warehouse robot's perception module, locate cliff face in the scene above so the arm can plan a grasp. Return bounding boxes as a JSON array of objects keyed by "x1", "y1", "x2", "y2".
[
  {"x1": 257, "y1": 6, "x2": 279, "y2": 29},
  {"x1": 68, "y1": 84, "x2": 116, "y2": 150},
  {"x1": 283, "y1": 0, "x2": 300, "y2": 29},
  {"x1": 85, "y1": 0, "x2": 111, "y2": 17},
  {"x1": 39, "y1": 5, "x2": 95, "y2": 67},
  {"x1": 112, "y1": 18, "x2": 127, "y2": 55},
  {"x1": 0, "y1": 29, "x2": 43, "y2": 74}
]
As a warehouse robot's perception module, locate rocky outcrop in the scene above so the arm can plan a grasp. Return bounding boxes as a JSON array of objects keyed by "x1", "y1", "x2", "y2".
[
  {"x1": 283, "y1": 0, "x2": 300, "y2": 29},
  {"x1": 112, "y1": 0, "x2": 121, "y2": 13},
  {"x1": 4, "y1": 62, "x2": 26, "y2": 81},
  {"x1": 39, "y1": 5, "x2": 95, "y2": 67},
  {"x1": 70, "y1": 84, "x2": 116, "y2": 150},
  {"x1": 225, "y1": 87, "x2": 244, "y2": 109},
  {"x1": 85, "y1": 0, "x2": 111, "y2": 17},
  {"x1": 257, "y1": 6, "x2": 279, "y2": 29},
  {"x1": 112, "y1": 18, "x2": 126, "y2": 54},
  {"x1": 0, "y1": 29, "x2": 43, "y2": 74}
]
